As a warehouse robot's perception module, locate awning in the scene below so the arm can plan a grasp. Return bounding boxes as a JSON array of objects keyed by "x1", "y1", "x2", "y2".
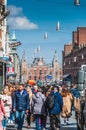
[
  {"x1": 62, "y1": 74, "x2": 72, "y2": 82},
  {"x1": 6, "y1": 73, "x2": 17, "y2": 77},
  {"x1": 62, "y1": 74, "x2": 71, "y2": 78}
]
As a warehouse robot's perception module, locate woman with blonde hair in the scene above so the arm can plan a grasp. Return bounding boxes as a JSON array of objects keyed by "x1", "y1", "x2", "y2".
[
  {"x1": 0, "y1": 96, "x2": 7, "y2": 130},
  {"x1": 1, "y1": 88, "x2": 12, "y2": 129},
  {"x1": 61, "y1": 87, "x2": 73, "y2": 125},
  {"x1": 26, "y1": 86, "x2": 33, "y2": 128}
]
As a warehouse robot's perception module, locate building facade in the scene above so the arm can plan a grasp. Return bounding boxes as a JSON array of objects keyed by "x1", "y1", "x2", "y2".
[
  {"x1": 8, "y1": 32, "x2": 21, "y2": 83},
  {"x1": 21, "y1": 51, "x2": 28, "y2": 83},
  {"x1": 0, "y1": 0, "x2": 10, "y2": 86},
  {"x1": 21, "y1": 51, "x2": 62, "y2": 83},
  {"x1": 62, "y1": 27, "x2": 86, "y2": 84}
]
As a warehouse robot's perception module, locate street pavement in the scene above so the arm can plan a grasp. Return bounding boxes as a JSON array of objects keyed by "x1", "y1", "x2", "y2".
[{"x1": 6, "y1": 110, "x2": 77, "y2": 130}]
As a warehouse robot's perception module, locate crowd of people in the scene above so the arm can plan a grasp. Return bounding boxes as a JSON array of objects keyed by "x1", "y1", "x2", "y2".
[{"x1": 0, "y1": 82, "x2": 81, "y2": 130}]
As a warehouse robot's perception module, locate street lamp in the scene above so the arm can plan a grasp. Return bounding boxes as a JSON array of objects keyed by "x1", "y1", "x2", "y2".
[{"x1": 74, "y1": 0, "x2": 80, "y2": 6}]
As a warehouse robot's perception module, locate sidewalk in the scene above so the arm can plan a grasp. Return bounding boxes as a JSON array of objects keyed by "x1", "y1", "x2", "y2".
[
  {"x1": 6, "y1": 110, "x2": 77, "y2": 130},
  {"x1": 60, "y1": 110, "x2": 77, "y2": 130}
]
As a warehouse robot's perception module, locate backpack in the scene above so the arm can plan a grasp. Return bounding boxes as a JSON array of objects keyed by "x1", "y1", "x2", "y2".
[{"x1": 45, "y1": 94, "x2": 55, "y2": 110}]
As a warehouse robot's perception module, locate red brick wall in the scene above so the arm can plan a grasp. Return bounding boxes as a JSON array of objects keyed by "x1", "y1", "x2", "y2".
[
  {"x1": 77, "y1": 27, "x2": 86, "y2": 44},
  {"x1": 0, "y1": 0, "x2": 3, "y2": 4},
  {"x1": 64, "y1": 44, "x2": 72, "y2": 55},
  {"x1": 62, "y1": 27, "x2": 86, "y2": 84},
  {"x1": 72, "y1": 31, "x2": 77, "y2": 45}
]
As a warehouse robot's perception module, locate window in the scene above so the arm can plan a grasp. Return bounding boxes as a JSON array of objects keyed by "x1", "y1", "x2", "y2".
[
  {"x1": 69, "y1": 61, "x2": 71, "y2": 64},
  {"x1": 56, "y1": 72, "x2": 58, "y2": 76},
  {"x1": 34, "y1": 70, "x2": 36, "y2": 75},
  {"x1": 39, "y1": 70, "x2": 42, "y2": 75},
  {"x1": 82, "y1": 54, "x2": 84, "y2": 60},
  {"x1": 29, "y1": 76, "x2": 31, "y2": 80},
  {"x1": 34, "y1": 76, "x2": 36, "y2": 80},
  {"x1": 74, "y1": 57, "x2": 77, "y2": 62},
  {"x1": 50, "y1": 71, "x2": 52, "y2": 75},
  {"x1": 44, "y1": 70, "x2": 46, "y2": 75},
  {"x1": 64, "y1": 62, "x2": 65, "y2": 66}
]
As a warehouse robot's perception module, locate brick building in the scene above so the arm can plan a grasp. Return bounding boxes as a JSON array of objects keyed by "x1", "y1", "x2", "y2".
[
  {"x1": 21, "y1": 51, "x2": 62, "y2": 83},
  {"x1": 62, "y1": 27, "x2": 86, "y2": 84}
]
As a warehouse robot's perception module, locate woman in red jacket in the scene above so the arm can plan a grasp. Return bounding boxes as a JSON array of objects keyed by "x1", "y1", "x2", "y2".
[{"x1": 0, "y1": 96, "x2": 6, "y2": 130}]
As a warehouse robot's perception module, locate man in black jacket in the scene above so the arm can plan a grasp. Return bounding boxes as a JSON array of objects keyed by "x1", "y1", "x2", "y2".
[{"x1": 13, "y1": 84, "x2": 30, "y2": 130}]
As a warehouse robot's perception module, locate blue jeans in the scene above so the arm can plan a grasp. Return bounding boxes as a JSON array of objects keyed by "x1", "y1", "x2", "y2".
[
  {"x1": 10, "y1": 111, "x2": 15, "y2": 121},
  {"x1": 35, "y1": 115, "x2": 45, "y2": 130},
  {"x1": 2, "y1": 116, "x2": 8, "y2": 128},
  {"x1": 15, "y1": 110, "x2": 25, "y2": 130}
]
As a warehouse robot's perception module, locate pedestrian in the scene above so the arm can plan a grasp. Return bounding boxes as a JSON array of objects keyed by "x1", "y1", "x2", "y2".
[
  {"x1": 71, "y1": 84, "x2": 80, "y2": 98},
  {"x1": 26, "y1": 86, "x2": 33, "y2": 128},
  {"x1": 61, "y1": 87, "x2": 73, "y2": 125},
  {"x1": 13, "y1": 84, "x2": 30, "y2": 130},
  {"x1": 31, "y1": 86, "x2": 46, "y2": 130},
  {"x1": 49, "y1": 86, "x2": 63, "y2": 130},
  {"x1": 70, "y1": 84, "x2": 81, "y2": 121},
  {"x1": 1, "y1": 88, "x2": 12, "y2": 130},
  {"x1": 10, "y1": 85, "x2": 17, "y2": 123},
  {"x1": 0, "y1": 95, "x2": 7, "y2": 130}
]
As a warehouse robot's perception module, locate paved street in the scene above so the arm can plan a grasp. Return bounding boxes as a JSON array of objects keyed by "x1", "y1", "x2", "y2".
[{"x1": 6, "y1": 110, "x2": 77, "y2": 130}]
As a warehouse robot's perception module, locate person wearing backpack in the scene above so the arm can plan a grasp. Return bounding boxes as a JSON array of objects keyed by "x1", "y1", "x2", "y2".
[
  {"x1": 31, "y1": 86, "x2": 46, "y2": 130},
  {"x1": 48, "y1": 86, "x2": 63, "y2": 130}
]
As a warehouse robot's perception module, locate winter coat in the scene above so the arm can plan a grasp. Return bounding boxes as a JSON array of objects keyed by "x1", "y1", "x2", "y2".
[
  {"x1": 61, "y1": 93, "x2": 73, "y2": 118},
  {"x1": 11, "y1": 90, "x2": 16, "y2": 110},
  {"x1": 31, "y1": 92, "x2": 46, "y2": 115},
  {"x1": 13, "y1": 89, "x2": 30, "y2": 111},
  {"x1": 0, "y1": 99, "x2": 6, "y2": 121},
  {"x1": 50, "y1": 92, "x2": 63, "y2": 115}
]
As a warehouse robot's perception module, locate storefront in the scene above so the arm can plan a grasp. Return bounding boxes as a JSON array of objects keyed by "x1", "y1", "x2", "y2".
[{"x1": 0, "y1": 59, "x2": 6, "y2": 90}]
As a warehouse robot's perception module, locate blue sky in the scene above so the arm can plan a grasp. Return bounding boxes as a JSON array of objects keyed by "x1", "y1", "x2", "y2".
[{"x1": 7, "y1": 0, "x2": 86, "y2": 64}]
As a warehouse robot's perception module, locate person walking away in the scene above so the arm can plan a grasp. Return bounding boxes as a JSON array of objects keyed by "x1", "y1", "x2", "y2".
[
  {"x1": 0, "y1": 95, "x2": 7, "y2": 130},
  {"x1": 61, "y1": 87, "x2": 73, "y2": 125},
  {"x1": 49, "y1": 86, "x2": 63, "y2": 130},
  {"x1": 31, "y1": 86, "x2": 46, "y2": 130},
  {"x1": 13, "y1": 84, "x2": 30, "y2": 130},
  {"x1": 70, "y1": 84, "x2": 82, "y2": 129},
  {"x1": 71, "y1": 84, "x2": 80, "y2": 99}
]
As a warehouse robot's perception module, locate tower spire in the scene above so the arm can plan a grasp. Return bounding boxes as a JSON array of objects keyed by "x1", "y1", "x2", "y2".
[{"x1": 11, "y1": 31, "x2": 17, "y2": 41}]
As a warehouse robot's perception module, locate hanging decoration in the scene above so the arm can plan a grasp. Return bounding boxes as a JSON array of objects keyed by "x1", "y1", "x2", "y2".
[
  {"x1": 44, "y1": 32, "x2": 48, "y2": 40},
  {"x1": 56, "y1": 21, "x2": 61, "y2": 31},
  {"x1": 74, "y1": 0, "x2": 80, "y2": 6}
]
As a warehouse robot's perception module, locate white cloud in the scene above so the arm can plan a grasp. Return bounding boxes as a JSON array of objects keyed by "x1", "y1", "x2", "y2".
[
  {"x1": 8, "y1": 5, "x2": 23, "y2": 16},
  {"x1": 8, "y1": 16, "x2": 38, "y2": 30},
  {"x1": 7, "y1": 5, "x2": 38, "y2": 30}
]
